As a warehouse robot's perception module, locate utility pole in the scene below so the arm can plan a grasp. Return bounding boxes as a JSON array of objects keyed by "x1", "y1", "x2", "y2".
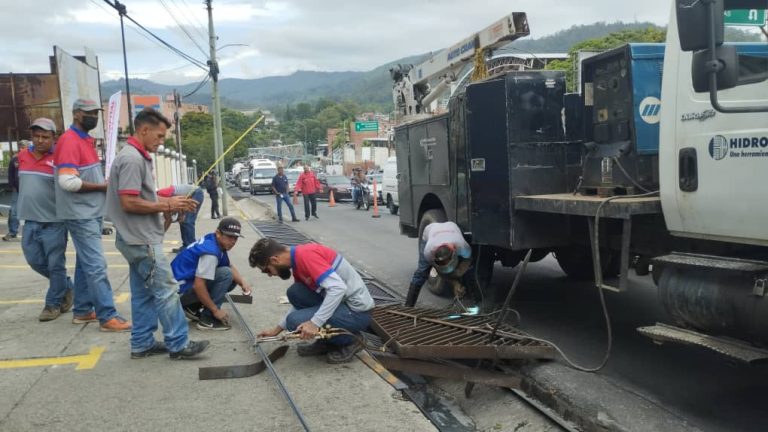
[
  {"x1": 173, "y1": 89, "x2": 185, "y2": 183},
  {"x1": 206, "y1": 0, "x2": 227, "y2": 215},
  {"x1": 108, "y1": 0, "x2": 134, "y2": 135}
]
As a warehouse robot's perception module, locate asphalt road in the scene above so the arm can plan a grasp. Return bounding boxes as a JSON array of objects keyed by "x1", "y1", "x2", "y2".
[{"x1": 245, "y1": 188, "x2": 768, "y2": 432}]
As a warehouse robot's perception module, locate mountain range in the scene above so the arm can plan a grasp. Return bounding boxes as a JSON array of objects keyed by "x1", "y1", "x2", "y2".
[{"x1": 101, "y1": 21, "x2": 664, "y2": 112}]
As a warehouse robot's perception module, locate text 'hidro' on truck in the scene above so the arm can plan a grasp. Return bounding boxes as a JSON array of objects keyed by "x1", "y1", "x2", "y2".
[{"x1": 392, "y1": 1, "x2": 768, "y2": 362}]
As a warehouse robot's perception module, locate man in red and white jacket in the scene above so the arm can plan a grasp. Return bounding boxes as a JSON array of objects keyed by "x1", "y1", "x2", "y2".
[{"x1": 293, "y1": 165, "x2": 322, "y2": 221}]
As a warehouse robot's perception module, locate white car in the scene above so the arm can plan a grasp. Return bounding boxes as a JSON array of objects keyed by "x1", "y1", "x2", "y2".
[{"x1": 382, "y1": 156, "x2": 399, "y2": 214}]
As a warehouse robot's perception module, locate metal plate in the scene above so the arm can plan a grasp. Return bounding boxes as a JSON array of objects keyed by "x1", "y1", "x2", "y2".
[
  {"x1": 370, "y1": 305, "x2": 556, "y2": 360},
  {"x1": 638, "y1": 323, "x2": 768, "y2": 363},
  {"x1": 198, "y1": 345, "x2": 289, "y2": 380}
]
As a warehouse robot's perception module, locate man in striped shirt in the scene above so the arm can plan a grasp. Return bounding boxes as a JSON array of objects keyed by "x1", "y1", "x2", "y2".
[{"x1": 17, "y1": 118, "x2": 73, "y2": 321}]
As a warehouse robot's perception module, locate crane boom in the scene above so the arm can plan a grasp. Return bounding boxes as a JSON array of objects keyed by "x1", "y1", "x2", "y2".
[{"x1": 391, "y1": 12, "x2": 529, "y2": 118}]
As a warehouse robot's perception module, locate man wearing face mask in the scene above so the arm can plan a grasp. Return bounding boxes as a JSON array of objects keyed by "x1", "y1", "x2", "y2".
[
  {"x1": 251, "y1": 238, "x2": 374, "y2": 364},
  {"x1": 54, "y1": 98, "x2": 131, "y2": 332},
  {"x1": 404, "y1": 221, "x2": 472, "y2": 307}
]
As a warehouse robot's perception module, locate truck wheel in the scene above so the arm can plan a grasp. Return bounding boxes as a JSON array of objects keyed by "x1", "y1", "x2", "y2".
[
  {"x1": 418, "y1": 209, "x2": 452, "y2": 297},
  {"x1": 554, "y1": 247, "x2": 615, "y2": 280}
]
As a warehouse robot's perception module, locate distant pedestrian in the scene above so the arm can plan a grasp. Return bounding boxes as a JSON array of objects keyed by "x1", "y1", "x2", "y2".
[
  {"x1": 3, "y1": 140, "x2": 29, "y2": 241},
  {"x1": 157, "y1": 184, "x2": 204, "y2": 252},
  {"x1": 107, "y1": 107, "x2": 209, "y2": 359},
  {"x1": 294, "y1": 165, "x2": 322, "y2": 221},
  {"x1": 17, "y1": 119, "x2": 73, "y2": 321},
  {"x1": 206, "y1": 172, "x2": 221, "y2": 219},
  {"x1": 54, "y1": 98, "x2": 130, "y2": 332},
  {"x1": 271, "y1": 166, "x2": 299, "y2": 223},
  {"x1": 251, "y1": 238, "x2": 374, "y2": 364},
  {"x1": 171, "y1": 217, "x2": 252, "y2": 331}
]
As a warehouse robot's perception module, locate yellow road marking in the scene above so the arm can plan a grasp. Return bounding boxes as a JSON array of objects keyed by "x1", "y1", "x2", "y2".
[
  {"x1": 0, "y1": 346, "x2": 105, "y2": 371},
  {"x1": 0, "y1": 264, "x2": 129, "y2": 269},
  {"x1": 0, "y1": 293, "x2": 130, "y2": 305}
]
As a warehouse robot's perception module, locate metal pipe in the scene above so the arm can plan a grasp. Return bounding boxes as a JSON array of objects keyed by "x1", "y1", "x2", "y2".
[{"x1": 225, "y1": 294, "x2": 311, "y2": 431}]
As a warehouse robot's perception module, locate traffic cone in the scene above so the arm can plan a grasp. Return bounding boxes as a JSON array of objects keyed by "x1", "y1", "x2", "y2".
[
  {"x1": 329, "y1": 189, "x2": 336, "y2": 207},
  {"x1": 371, "y1": 179, "x2": 381, "y2": 218}
]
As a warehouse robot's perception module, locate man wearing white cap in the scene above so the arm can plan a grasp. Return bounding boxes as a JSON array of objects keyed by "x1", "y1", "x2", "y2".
[
  {"x1": 18, "y1": 118, "x2": 74, "y2": 321},
  {"x1": 54, "y1": 98, "x2": 131, "y2": 332}
]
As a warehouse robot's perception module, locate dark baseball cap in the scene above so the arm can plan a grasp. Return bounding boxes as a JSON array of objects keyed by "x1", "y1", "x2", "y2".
[
  {"x1": 217, "y1": 217, "x2": 244, "y2": 238},
  {"x1": 72, "y1": 98, "x2": 103, "y2": 112}
]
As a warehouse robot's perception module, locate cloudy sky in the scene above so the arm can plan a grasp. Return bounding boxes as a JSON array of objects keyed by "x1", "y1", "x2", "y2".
[{"x1": 2, "y1": 0, "x2": 671, "y2": 85}]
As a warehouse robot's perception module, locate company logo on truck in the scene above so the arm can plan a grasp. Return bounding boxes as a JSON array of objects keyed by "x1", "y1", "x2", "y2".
[
  {"x1": 639, "y1": 96, "x2": 661, "y2": 124},
  {"x1": 709, "y1": 135, "x2": 768, "y2": 160}
]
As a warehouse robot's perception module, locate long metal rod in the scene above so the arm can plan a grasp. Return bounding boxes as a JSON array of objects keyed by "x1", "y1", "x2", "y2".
[
  {"x1": 225, "y1": 294, "x2": 311, "y2": 431},
  {"x1": 116, "y1": 2, "x2": 134, "y2": 135}
]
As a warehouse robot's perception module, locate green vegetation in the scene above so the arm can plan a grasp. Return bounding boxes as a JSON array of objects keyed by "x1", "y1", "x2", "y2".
[{"x1": 545, "y1": 27, "x2": 667, "y2": 92}]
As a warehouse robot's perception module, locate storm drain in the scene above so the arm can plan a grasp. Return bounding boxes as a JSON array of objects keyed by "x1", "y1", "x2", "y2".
[
  {"x1": 370, "y1": 305, "x2": 556, "y2": 360},
  {"x1": 247, "y1": 221, "x2": 400, "y2": 305}
]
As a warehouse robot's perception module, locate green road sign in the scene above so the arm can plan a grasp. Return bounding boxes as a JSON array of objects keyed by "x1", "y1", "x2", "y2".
[
  {"x1": 724, "y1": 9, "x2": 766, "y2": 26},
  {"x1": 354, "y1": 121, "x2": 378, "y2": 132}
]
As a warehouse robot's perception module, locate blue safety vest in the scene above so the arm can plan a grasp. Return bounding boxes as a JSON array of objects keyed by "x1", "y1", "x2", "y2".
[{"x1": 171, "y1": 233, "x2": 230, "y2": 294}]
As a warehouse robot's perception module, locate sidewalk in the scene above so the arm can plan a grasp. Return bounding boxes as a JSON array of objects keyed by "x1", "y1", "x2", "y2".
[{"x1": 0, "y1": 192, "x2": 435, "y2": 432}]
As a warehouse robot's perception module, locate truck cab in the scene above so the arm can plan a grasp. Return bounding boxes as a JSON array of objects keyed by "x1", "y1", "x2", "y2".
[{"x1": 249, "y1": 159, "x2": 277, "y2": 195}]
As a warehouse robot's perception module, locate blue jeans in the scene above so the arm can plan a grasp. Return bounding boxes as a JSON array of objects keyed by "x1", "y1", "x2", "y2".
[
  {"x1": 21, "y1": 221, "x2": 72, "y2": 307},
  {"x1": 275, "y1": 193, "x2": 297, "y2": 221},
  {"x1": 179, "y1": 267, "x2": 236, "y2": 320},
  {"x1": 180, "y1": 189, "x2": 203, "y2": 248},
  {"x1": 7, "y1": 190, "x2": 19, "y2": 235},
  {"x1": 115, "y1": 234, "x2": 189, "y2": 353},
  {"x1": 64, "y1": 217, "x2": 118, "y2": 323},
  {"x1": 410, "y1": 239, "x2": 431, "y2": 288},
  {"x1": 284, "y1": 283, "x2": 371, "y2": 346}
]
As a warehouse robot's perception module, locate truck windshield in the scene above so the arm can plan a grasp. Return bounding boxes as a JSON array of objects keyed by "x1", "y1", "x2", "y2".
[{"x1": 253, "y1": 168, "x2": 277, "y2": 178}]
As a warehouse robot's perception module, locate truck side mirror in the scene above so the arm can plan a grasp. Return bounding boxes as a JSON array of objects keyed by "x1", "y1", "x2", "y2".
[
  {"x1": 691, "y1": 45, "x2": 740, "y2": 92},
  {"x1": 676, "y1": 0, "x2": 724, "y2": 52}
]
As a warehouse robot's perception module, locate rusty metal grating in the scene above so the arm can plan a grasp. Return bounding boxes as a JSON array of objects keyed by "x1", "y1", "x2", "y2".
[{"x1": 370, "y1": 305, "x2": 556, "y2": 360}]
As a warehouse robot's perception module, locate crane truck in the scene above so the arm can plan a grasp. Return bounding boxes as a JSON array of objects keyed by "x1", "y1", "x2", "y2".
[{"x1": 393, "y1": 1, "x2": 768, "y2": 361}]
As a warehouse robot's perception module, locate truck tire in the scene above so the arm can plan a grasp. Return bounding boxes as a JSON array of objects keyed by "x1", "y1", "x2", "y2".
[
  {"x1": 387, "y1": 196, "x2": 399, "y2": 215},
  {"x1": 418, "y1": 209, "x2": 453, "y2": 297},
  {"x1": 554, "y1": 247, "x2": 617, "y2": 280}
]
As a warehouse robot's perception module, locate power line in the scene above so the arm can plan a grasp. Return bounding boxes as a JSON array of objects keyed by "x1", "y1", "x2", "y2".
[
  {"x1": 158, "y1": 0, "x2": 209, "y2": 58},
  {"x1": 101, "y1": 0, "x2": 208, "y2": 71},
  {"x1": 183, "y1": 74, "x2": 211, "y2": 98},
  {"x1": 89, "y1": 0, "x2": 206, "y2": 76},
  {"x1": 171, "y1": 0, "x2": 209, "y2": 42}
]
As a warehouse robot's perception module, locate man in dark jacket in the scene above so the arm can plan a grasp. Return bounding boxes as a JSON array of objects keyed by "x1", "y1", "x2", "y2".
[
  {"x1": 206, "y1": 172, "x2": 220, "y2": 219},
  {"x1": 271, "y1": 166, "x2": 299, "y2": 223}
]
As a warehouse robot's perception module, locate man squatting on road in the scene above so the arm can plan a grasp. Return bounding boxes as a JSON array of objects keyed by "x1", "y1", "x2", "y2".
[
  {"x1": 251, "y1": 238, "x2": 375, "y2": 364},
  {"x1": 107, "y1": 107, "x2": 209, "y2": 360}
]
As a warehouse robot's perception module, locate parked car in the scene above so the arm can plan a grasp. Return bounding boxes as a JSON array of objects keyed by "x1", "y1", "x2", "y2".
[
  {"x1": 382, "y1": 156, "x2": 399, "y2": 214},
  {"x1": 317, "y1": 175, "x2": 353, "y2": 201}
]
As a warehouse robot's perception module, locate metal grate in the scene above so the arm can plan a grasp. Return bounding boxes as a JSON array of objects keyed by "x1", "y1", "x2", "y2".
[{"x1": 370, "y1": 305, "x2": 556, "y2": 360}]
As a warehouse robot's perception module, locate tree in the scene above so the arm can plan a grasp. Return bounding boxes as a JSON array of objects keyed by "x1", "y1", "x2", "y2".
[{"x1": 546, "y1": 27, "x2": 666, "y2": 91}]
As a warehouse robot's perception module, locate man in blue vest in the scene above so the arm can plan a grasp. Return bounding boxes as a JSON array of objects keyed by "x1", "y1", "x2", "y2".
[{"x1": 171, "y1": 217, "x2": 252, "y2": 330}]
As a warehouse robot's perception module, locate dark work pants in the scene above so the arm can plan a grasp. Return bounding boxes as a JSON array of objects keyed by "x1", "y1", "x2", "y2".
[{"x1": 302, "y1": 193, "x2": 317, "y2": 219}]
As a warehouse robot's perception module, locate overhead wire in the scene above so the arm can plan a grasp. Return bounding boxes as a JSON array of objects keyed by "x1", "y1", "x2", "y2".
[
  {"x1": 183, "y1": 74, "x2": 211, "y2": 98},
  {"x1": 171, "y1": 0, "x2": 209, "y2": 42},
  {"x1": 158, "y1": 0, "x2": 209, "y2": 58},
  {"x1": 101, "y1": 0, "x2": 208, "y2": 71}
]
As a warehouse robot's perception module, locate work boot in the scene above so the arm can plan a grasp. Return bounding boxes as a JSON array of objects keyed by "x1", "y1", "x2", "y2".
[
  {"x1": 60, "y1": 288, "x2": 74, "y2": 313},
  {"x1": 100, "y1": 316, "x2": 132, "y2": 332},
  {"x1": 404, "y1": 283, "x2": 422, "y2": 307},
  {"x1": 297, "y1": 340, "x2": 332, "y2": 357},
  {"x1": 131, "y1": 341, "x2": 168, "y2": 359},
  {"x1": 2, "y1": 233, "x2": 17, "y2": 241},
  {"x1": 169, "y1": 340, "x2": 210, "y2": 360},
  {"x1": 72, "y1": 311, "x2": 97, "y2": 324},
  {"x1": 326, "y1": 343, "x2": 362, "y2": 364},
  {"x1": 39, "y1": 305, "x2": 61, "y2": 322}
]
